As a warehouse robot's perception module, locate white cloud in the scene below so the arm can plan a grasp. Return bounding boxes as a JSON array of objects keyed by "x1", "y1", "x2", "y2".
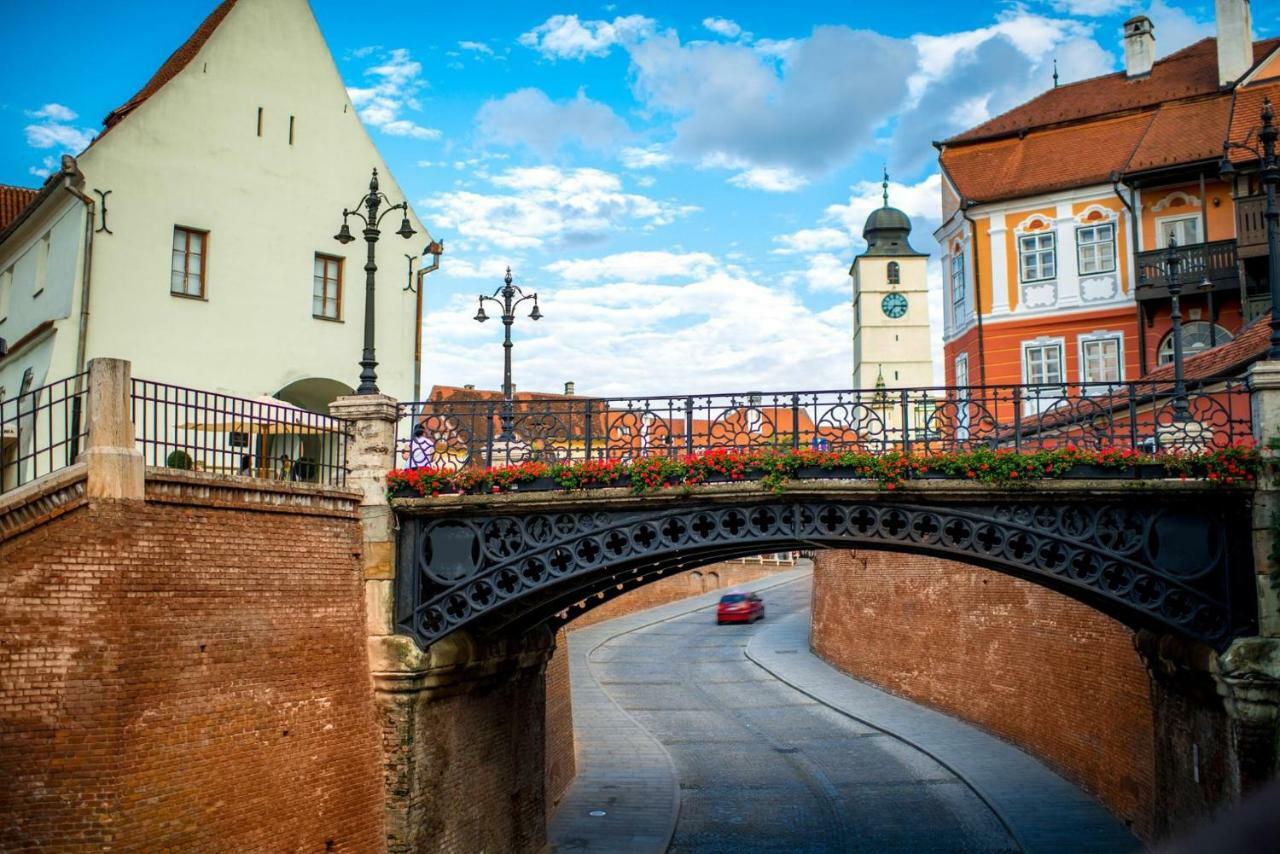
[
  {"x1": 772, "y1": 227, "x2": 848, "y2": 255},
  {"x1": 702, "y1": 17, "x2": 742, "y2": 39},
  {"x1": 347, "y1": 48, "x2": 441, "y2": 141},
  {"x1": 618, "y1": 145, "x2": 672, "y2": 169},
  {"x1": 628, "y1": 26, "x2": 917, "y2": 176},
  {"x1": 1143, "y1": 0, "x2": 1213, "y2": 57},
  {"x1": 458, "y1": 40, "x2": 494, "y2": 55},
  {"x1": 545, "y1": 251, "x2": 717, "y2": 282},
  {"x1": 23, "y1": 103, "x2": 95, "y2": 153},
  {"x1": 28, "y1": 155, "x2": 59, "y2": 178},
  {"x1": 727, "y1": 166, "x2": 809, "y2": 192},
  {"x1": 426, "y1": 259, "x2": 850, "y2": 395},
  {"x1": 1049, "y1": 0, "x2": 1130, "y2": 13},
  {"x1": 476, "y1": 88, "x2": 629, "y2": 156},
  {"x1": 519, "y1": 14, "x2": 656, "y2": 60},
  {"x1": 791, "y1": 252, "x2": 849, "y2": 293},
  {"x1": 824, "y1": 173, "x2": 941, "y2": 239},
  {"x1": 420, "y1": 166, "x2": 697, "y2": 250}
]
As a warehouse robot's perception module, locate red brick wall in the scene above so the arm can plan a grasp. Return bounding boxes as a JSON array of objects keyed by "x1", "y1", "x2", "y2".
[
  {"x1": 810, "y1": 549, "x2": 1156, "y2": 840},
  {"x1": 544, "y1": 627, "x2": 576, "y2": 820},
  {"x1": 0, "y1": 495, "x2": 384, "y2": 851},
  {"x1": 542, "y1": 559, "x2": 797, "y2": 820}
]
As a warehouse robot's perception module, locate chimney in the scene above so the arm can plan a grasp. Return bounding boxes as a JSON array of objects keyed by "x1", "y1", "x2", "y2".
[
  {"x1": 463, "y1": 383, "x2": 475, "y2": 390},
  {"x1": 1216, "y1": 0, "x2": 1254, "y2": 86},
  {"x1": 1124, "y1": 16, "x2": 1155, "y2": 79},
  {"x1": 564, "y1": 381, "x2": 575, "y2": 396}
]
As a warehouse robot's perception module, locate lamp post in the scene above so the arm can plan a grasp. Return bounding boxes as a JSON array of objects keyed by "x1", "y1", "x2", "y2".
[
  {"x1": 404, "y1": 241, "x2": 445, "y2": 403},
  {"x1": 474, "y1": 267, "x2": 542, "y2": 440},
  {"x1": 1221, "y1": 97, "x2": 1280, "y2": 359},
  {"x1": 333, "y1": 168, "x2": 415, "y2": 395},
  {"x1": 1164, "y1": 237, "x2": 1190, "y2": 422}
]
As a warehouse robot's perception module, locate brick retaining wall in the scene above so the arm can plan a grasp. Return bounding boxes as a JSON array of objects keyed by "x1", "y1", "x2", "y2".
[
  {"x1": 0, "y1": 477, "x2": 384, "y2": 851},
  {"x1": 809, "y1": 549, "x2": 1156, "y2": 840}
]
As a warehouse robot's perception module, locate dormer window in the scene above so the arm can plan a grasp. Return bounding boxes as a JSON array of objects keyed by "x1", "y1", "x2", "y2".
[{"x1": 887, "y1": 261, "x2": 900, "y2": 284}]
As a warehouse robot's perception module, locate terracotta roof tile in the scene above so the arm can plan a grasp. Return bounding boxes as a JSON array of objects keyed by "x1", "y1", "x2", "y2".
[
  {"x1": 1227, "y1": 81, "x2": 1280, "y2": 163},
  {"x1": 948, "y1": 38, "x2": 1280, "y2": 145},
  {"x1": 0, "y1": 184, "x2": 41, "y2": 232},
  {"x1": 99, "y1": 0, "x2": 240, "y2": 137},
  {"x1": 1126, "y1": 96, "x2": 1234, "y2": 172},
  {"x1": 941, "y1": 111, "x2": 1153, "y2": 204},
  {"x1": 1140, "y1": 312, "x2": 1271, "y2": 382}
]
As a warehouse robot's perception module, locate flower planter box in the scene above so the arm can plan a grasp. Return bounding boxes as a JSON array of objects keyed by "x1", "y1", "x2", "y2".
[
  {"x1": 913, "y1": 470, "x2": 950, "y2": 480},
  {"x1": 1063, "y1": 464, "x2": 1138, "y2": 479},
  {"x1": 389, "y1": 483, "x2": 420, "y2": 499},
  {"x1": 510, "y1": 476, "x2": 560, "y2": 492},
  {"x1": 701, "y1": 470, "x2": 765, "y2": 484},
  {"x1": 794, "y1": 465, "x2": 869, "y2": 480}
]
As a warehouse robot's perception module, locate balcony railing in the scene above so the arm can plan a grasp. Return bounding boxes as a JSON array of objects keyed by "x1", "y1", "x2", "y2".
[
  {"x1": 395, "y1": 379, "x2": 1253, "y2": 470},
  {"x1": 131, "y1": 379, "x2": 350, "y2": 485},
  {"x1": 0, "y1": 374, "x2": 88, "y2": 494},
  {"x1": 1136, "y1": 239, "x2": 1239, "y2": 300}
]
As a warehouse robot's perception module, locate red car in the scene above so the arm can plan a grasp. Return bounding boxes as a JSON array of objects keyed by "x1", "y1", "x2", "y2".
[{"x1": 716, "y1": 592, "x2": 765, "y2": 625}]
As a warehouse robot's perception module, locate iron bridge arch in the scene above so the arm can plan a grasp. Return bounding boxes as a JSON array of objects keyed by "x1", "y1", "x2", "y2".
[{"x1": 394, "y1": 494, "x2": 1255, "y2": 651}]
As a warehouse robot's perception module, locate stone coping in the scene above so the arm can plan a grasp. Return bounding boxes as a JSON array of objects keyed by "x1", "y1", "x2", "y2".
[
  {"x1": 144, "y1": 467, "x2": 362, "y2": 517},
  {"x1": 0, "y1": 462, "x2": 88, "y2": 543},
  {"x1": 392, "y1": 476, "x2": 1244, "y2": 516}
]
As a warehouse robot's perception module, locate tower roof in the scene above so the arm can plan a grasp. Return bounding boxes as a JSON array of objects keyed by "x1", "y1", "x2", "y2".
[{"x1": 859, "y1": 169, "x2": 927, "y2": 258}]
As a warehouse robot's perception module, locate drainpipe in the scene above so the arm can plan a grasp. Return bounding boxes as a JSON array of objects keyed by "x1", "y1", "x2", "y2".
[
  {"x1": 1113, "y1": 173, "x2": 1145, "y2": 375},
  {"x1": 60, "y1": 156, "x2": 95, "y2": 458},
  {"x1": 412, "y1": 240, "x2": 444, "y2": 403},
  {"x1": 960, "y1": 202, "x2": 987, "y2": 385}
]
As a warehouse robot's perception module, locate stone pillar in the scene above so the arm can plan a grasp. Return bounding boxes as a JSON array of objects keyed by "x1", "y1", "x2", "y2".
[
  {"x1": 81, "y1": 357, "x2": 144, "y2": 500},
  {"x1": 329, "y1": 395, "x2": 555, "y2": 853},
  {"x1": 1247, "y1": 360, "x2": 1280, "y2": 637},
  {"x1": 1215, "y1": 637, "x2": 1280, "y2": 796}
]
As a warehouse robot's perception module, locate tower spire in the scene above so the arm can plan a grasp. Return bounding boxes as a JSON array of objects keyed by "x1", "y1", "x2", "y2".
[
  {"x1": 882, "y1": 165, "x2": 889, "y2": 208},
  {"x1": 1053, "y1": 59, "x2": 1059, "y2": 88}
]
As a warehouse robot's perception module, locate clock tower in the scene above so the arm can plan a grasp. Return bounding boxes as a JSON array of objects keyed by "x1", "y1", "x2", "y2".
[{"x1": 850, "y1": 172, "x2": 932, "y2": 396}]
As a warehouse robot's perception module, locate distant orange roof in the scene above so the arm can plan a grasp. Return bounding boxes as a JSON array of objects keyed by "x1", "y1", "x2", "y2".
[
  {"x1": 1140, "y1": 312, "x2": 1271, "y2": 382},
  {"x1": 0, "y1": 184, "x2": 40, "y2": 232},
  {"x1": 99, "y1": 0, "x2": 240, "y2": 138},
  {"x1": 947, "y1": 38, "x2": 1278, "y2": 145}
]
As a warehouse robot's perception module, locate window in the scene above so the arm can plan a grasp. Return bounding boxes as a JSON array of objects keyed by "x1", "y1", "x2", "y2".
[
  {"x1": 954, "y1": 353, "x2": 970, "y2": 441},
  {"x1": 887, "y1": 261, "x2": 900, "y2": 284},
  {"x1": 1157, "y1": 216, "x2": 1200, "y2": 248},
  {"x1": 950, "y1": 252, "x2": 965, "y2": 310},
  {"x1": 171, "y1": 226, "x2": 208, "y2": 298},
  {"x1": 1080, "y1": 334, "x2": 1123, "y2": 388},
  {"x1": 1157, "y1": 322, "x2": 1233, "y2": 365},
  {"x1": 1019, "y1": 232, "x2": 1056, "y2": 282},
  {"x1": 1024, "y1": 341, "x2": 1064, "y2": 385},
  {"x1": 313, "y1": 254, "x2": 343, "y2": 320},
  {"x1": 33, "y1": 233, "x2": 50, "y2": 298},
  {"x1": 1077, "y1": 223, "x2": 1116, "y2": 275}
]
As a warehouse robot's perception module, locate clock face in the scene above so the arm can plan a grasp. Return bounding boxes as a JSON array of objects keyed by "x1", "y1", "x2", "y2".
[{"x1": 881, "y1": 292, "x2": 908, "y2": 319}]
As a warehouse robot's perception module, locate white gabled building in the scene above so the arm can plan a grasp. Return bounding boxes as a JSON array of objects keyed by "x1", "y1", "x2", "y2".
[{"x1": 0, "y1": 0, "x2": 434, "y2": 416}]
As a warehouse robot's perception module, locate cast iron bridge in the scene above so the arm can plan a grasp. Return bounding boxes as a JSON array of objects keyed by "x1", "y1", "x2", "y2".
[{"x1": 392, "y1": 379, "x2": 1257, "y2": 651}]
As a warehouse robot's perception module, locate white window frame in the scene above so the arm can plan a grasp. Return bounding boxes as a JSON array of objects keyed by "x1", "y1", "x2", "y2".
[
  {"x1": 954, "y1": 353, "x2": 970, "y2": 441},
  {"x1": 1021, "y1": 337, "x2": 1066, "y2": 414},
  {"x1": 1018, "y1": 231, "x2": 1057, "y2": 283},
  {"x1": 950, "y1": 251, "x2": 966, "y2": 311},
  {"x1": 1155, "y1": 214, "x2": 1201, "y2": 249},
  {"x1": 1078, "y1": 331, "x2": 1124, "y2": 393},
  {"x1": 1076, "y1": 222, "x2": 1117, "y2": 276}
]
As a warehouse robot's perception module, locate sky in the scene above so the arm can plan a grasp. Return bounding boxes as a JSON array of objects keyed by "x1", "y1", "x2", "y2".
[{"x1": 2, "y1": 0, "x2": 1276, "y2": 398}]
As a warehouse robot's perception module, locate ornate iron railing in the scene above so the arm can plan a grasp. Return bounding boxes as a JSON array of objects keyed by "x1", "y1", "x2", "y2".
[
  {"x1": 131, "y1": 379, "x2": 350, "y2": 485},
  {"x1": 395, "y1": 378, "x2": 1253, "y2": 470},
  {"x1": 0, "y1": 373, "x2": 88, "y2": 494},
  {"x1": 1136, "y1": 239, "x2": 1238, "y2": 298}
]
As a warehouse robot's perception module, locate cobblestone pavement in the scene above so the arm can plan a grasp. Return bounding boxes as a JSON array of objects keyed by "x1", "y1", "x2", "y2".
[{"x1": 549, "y1": 568, "x2": 1140, "y2": 854}]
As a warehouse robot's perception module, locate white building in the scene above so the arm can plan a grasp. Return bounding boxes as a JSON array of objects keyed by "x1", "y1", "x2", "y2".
[{"x1": 0, "y1": 0, "x2": 433, "y2": 419}]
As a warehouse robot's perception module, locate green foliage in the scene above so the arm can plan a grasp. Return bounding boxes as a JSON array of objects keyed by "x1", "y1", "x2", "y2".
[{"x1": 165, "y1": 449, "x2": 193, "y2": 470}]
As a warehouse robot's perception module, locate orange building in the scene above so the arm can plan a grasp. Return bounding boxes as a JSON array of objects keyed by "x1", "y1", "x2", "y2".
[{"x1": 936, "y1": 1, "x2": 1278, "y2": 396}]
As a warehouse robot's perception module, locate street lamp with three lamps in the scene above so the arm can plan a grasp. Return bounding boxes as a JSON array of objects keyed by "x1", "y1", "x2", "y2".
[{"x1": 474, "y1": 267, "x2": 542, "y2": 440}]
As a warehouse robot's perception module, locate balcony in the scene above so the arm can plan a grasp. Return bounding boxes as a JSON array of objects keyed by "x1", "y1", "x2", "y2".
[{"x1": 1135, "y1": 239, "x2": 1238, "y2": 302}]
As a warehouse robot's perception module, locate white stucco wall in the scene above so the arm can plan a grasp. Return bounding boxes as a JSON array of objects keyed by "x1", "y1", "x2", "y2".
[
  {"x1": 73, "y1": 0, "x2": 428, "y2": 404},
  {"x1": 851, "y1": 255, "x2": 933, "y2": 390}
]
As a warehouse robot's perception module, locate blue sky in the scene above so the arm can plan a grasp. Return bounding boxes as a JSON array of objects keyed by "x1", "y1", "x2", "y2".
[{"x1": 3, "y1": 1, "x2": 1276, "y2": 396}]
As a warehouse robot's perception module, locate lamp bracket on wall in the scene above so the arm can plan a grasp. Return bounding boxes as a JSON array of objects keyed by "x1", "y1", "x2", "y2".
[{"x1": 93, "y1": 189, "x2": 112, "y2": 234}]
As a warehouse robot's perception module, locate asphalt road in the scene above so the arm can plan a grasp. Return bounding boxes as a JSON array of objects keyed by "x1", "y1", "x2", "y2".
[{"x1": 588, "y1": 579, "x2": 1020, "y2": 853}]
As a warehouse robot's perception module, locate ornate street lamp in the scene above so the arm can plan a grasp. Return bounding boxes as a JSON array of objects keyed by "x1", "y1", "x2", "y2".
[
  {"x1": 474, "y1": 267, "x2": 542, "y2": 440},
  {"x1": 1220, "y1": 98, "x2": 1280, "y2": 359},
  {"x1": 333, "y1": 168, "x2": 415, "y2": 395},
  {"x1": 1164, "y1": 237, "x2": 1190, "y2": 422}
]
